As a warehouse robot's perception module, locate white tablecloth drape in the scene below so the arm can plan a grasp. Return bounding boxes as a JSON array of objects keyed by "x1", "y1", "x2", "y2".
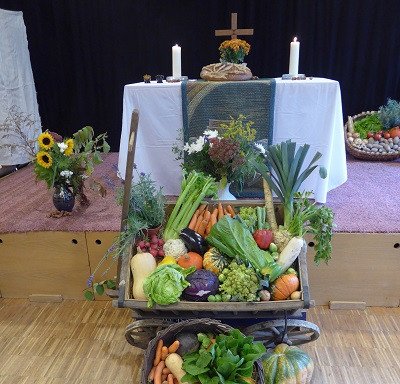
[
  {"x1": 118, "y1": 78, "x2": 347, "y2": 203},
  {"x1": 0, "y1": 9, "x2": 41, "y2": 165}
]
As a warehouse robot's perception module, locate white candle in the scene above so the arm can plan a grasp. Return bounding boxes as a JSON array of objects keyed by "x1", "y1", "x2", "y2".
[
  {"x1": 289, "y1": 37, "x2": 300, "y2": 76},
  {"x1": 172, "y1": 44, "x2": 181, "y2": 78}
]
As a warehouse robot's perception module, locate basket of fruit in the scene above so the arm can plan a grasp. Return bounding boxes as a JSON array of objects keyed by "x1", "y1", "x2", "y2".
[
  {"x1": 142, "y1": 318, "x2": 265, "y2": 384},
  {"x1": 344, "y1": 100, "x2": 400, "y2": 161}
]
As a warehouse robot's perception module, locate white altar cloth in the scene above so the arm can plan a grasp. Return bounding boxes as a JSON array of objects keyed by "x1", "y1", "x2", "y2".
[{"x1": 118, "y1": 78, "x2": 347, "y2": 203}]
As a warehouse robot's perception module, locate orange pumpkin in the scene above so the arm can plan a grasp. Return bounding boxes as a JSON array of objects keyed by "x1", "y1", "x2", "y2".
[
  {"x1": 177, "y1": 252, "x2": 203, "y2": 270},
  {"x1": 271, "y1": 274, "x2": 300, "y2": 300}
]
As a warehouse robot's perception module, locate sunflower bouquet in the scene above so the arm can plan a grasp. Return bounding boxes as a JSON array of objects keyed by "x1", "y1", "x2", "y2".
[
  {"x1": 219, "y1": 38, "x2": 251, "y2": 64},
  {"x1": 34, "y1": 127, "x2": 109, "y2": 204}
]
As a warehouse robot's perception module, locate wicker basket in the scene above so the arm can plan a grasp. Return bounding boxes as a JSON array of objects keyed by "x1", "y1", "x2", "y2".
[
  {"x1": 141, "y1": 318, "x2": 265, "y2": 384},
  {"x1": 344, "y1": 111, "x2": 400, "y2": 161}
]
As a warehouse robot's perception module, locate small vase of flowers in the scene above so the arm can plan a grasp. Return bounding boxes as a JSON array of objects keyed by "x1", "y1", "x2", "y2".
[{"x1": 34, "y1": 126, "x2": 109, "y2": 211}]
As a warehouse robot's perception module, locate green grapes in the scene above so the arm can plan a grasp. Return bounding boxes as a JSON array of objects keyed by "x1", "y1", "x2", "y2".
[{"x1": 219, "y1": 261, "x2": 260, "y2": 302}]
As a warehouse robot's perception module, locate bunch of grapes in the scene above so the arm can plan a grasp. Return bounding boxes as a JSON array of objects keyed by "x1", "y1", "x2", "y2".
[
  {"x1": 208, "y1": 137, "x2": 244, "y2": 171},
  {"x1": 218, "y1": 261, "x2": 260, "y2": 302},
  {"x1": 137, "y1": 235, "x2": 165, "y2": 258}
]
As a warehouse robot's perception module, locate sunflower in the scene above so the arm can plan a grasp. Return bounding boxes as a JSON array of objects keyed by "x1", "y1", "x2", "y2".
[
  {"x1": 37, "y1": 132, "x2": 54, "y2": 150},
  {"x1": 36, "y1": 151, "x2": 53, "y2": 168},
  {"x1": 64, "y1": 139, "x2": 74, "y2": 156}
]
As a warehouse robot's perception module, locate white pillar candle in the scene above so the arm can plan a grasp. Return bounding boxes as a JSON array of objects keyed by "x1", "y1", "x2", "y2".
[
  {"x1": 172, "y1": 44, "x2": 181, "y2": 78},
  {"x1": 289, "y1": 37, "x2": 300, "y2": 76}
]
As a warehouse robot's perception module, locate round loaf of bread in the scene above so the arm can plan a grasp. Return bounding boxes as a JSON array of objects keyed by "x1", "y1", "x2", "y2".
[{"x1": 200, "y1": 62, "x2": 252, "y2": 81}]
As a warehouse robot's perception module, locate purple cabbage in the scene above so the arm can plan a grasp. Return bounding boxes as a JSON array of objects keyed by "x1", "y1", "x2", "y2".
[{"x1": 182, "y1": 269, "x2": 219, "y2": 301}]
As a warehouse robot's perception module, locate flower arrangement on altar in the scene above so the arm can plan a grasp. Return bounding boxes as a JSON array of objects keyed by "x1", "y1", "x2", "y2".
[
  {"x1": 219, "y1": 38, "x2": 251, "y2": 64},
  {"x1": 34, "y1": 126, "x2": 109, "y2": 209},
  {"x1": 177, "y1": 115, "x2": 263, "y2": 190}
]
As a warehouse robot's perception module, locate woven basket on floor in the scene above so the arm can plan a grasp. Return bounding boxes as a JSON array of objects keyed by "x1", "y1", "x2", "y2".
[
  {"x1": 141, "y1": 318, "x2": 265, "y2": 384},
  {"x1": 344, "y1": 111, "x2": 400, "y2": 161}
]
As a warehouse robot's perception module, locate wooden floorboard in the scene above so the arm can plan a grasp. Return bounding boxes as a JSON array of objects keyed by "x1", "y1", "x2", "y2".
[{"x1": 0, "y1": 299, "x2": 399, "y2": 383}]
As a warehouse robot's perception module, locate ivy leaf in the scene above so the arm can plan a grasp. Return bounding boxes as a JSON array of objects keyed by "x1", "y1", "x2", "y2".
[
  {"x1": 83, "y1": 290, "x2": 95, "y2": 301},
  {"x1": 95, "y1": 283, "x2": 105, "y2": 296},
  {"x1": 106, "y1": 279, "x2": 116, "y2": 289}
]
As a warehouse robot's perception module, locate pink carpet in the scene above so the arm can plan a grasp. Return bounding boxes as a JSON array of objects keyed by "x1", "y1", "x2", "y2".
[{"x1": 0, "y1": 153, "x2": 399, "y2": 233}]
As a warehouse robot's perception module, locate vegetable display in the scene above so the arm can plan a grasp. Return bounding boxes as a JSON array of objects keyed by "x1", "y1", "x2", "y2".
[{"x1": 262, "y1": 343, "x2": 314, "y2": 384}]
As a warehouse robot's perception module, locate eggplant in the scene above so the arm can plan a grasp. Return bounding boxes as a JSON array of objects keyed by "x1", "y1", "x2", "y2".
[{"x1": 179, "y1": 227, "x2": 208, "y2": 255}]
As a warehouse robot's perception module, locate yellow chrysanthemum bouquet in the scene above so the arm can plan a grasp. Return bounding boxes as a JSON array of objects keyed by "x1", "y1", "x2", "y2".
[
  {"x1": 219, "y1": 38, "x2": 251, "y2": 64},
  {"x1": 34, "y1": 127, "x2": 109, "y2": 206}
]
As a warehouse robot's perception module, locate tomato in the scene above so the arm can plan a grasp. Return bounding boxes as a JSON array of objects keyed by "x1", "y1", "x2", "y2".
[{"x1": 373, "y1": 133, "x2": 382, "y2": 141}]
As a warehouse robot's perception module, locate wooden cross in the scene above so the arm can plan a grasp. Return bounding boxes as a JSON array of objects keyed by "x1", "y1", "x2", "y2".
[{"x1": 215, "y1": 13, "x2": 254, "y2": 39}]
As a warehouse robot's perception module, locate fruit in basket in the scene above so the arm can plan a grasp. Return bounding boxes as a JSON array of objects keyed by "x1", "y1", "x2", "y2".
[
  {"x1": 177, "y1": 252, "x2": 203, "y2": 270},
  {"x1": 203, "y1": 247, "x2": 229, "y2": 275},
  {"x1": 179, "y1": 227, "x2": 208, "y2": 255},
  {"x1": 182, "y1": 269, "x2": 219, "y2": 301},
  {"x1": 262, "y1": 343, "x2": 314, "y2": 384},
  {"x1": 271, "y1": 273, "x2": 300, "y2": 300},
  {"x1": 130, "y1": 252, "x2": 157, "y2": 300}
]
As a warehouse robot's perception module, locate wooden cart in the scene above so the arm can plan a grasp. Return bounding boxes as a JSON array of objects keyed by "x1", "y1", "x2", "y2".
[{"x1": 113, "y1": 110, "x2": 320, "y2": 351}]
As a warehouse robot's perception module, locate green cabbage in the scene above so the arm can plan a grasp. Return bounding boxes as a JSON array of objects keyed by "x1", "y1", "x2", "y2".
[{"x1": 143, "y1": 264, "x2": 195, "y2": 307}]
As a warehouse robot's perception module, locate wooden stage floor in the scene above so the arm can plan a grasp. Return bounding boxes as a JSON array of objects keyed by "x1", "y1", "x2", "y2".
[{"x1": 1, "y1": 299, "x2": 399, "y2": 384}]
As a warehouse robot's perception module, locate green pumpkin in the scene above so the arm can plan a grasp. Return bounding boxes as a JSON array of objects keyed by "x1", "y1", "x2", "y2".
[
  {"x1": 262, "y1": 343, "x2": 314, "y2": 384},
  {"x1": 202, "y1": 247, "x2": 228, "y2": 275}
]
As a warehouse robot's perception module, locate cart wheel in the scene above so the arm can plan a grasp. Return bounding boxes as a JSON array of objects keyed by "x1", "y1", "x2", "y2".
[
  {"x1": 125, "y1": 319, "x2": 174, "y2": 349},
  {"x1": 243, "y1": 319, "x2": 320, "y2": 349}
]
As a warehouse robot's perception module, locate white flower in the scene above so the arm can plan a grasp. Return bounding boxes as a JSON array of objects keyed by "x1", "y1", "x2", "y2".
[
  {"x1": 60, "y1": 170, "x2": 73, "y2": 178},
  {"x1": 203, "y1": 129, "x2": 219, "y2": 139},
  {"x1": 183, "y1": 136, "x2": 205, "y2": 154},
  {"x1": 57, "y1": 142, "x2": 68, "y2": 153},
  {"x1": 255, "y1": 142, "x2": 266, "y2": 155}
]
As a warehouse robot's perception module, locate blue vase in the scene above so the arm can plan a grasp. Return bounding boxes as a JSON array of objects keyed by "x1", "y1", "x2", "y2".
[{"x1": 53, "y1": 184, "x2": 75, "y2": 212}]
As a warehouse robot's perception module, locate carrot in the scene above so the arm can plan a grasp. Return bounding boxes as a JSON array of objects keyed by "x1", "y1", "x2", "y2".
[
  {"x1": 194, "y1": 212, "x2": 204, "y2": 233},
  {"x1": 188, "y1": 209, "x2": 200, "y2": 230},
  {"x1": 197, "y1": 219, "x2": 209, "y2": 237},
  {"x1": 161, "y1": 346, "x2": 169, "y2": 361},
  {"x1": 161, "y1": 374, "x2": 167, "y2": 382},
  {"x1": 205, "y1": 217, "x2": 213, "y2": 235},
  {"x1": 210, "y1": 208, "x2": 218, "y2": 227},
  {"x1": 226, "y1": 205, "x2": 236, "y2": 217},
  {"x1": 198, "y1": 203, "x2": 207, "y2": 214},
  {"x1": 154, "y1": 339, "x2": 163, "y2": 366},
  {"x1": 173, "y1": 379, "x2": 179, "y2": 384},
  {"x1": 154, "y1": 360, "x2": 165, "y2": 384},
  {"x1": 162, "y1": 367, "x2": 171, "y2": 375},
  {"x1": 218, "y1": 203, "x2": 224, "y2": 220},
  {"x1": 167, "y1": 374, "x2": 174, "y2": 384},
  {"x1": 148, "y1": 366, "x2": 156, "y2": 382},
  {"x1": 168, "y1": 340, "x2": 180, "y2": 354}
]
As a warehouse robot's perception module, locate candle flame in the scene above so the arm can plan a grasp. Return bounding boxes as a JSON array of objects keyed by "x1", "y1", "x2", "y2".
[{"x1": 293, "y1": 37, "x2": 298, "y2": 42}]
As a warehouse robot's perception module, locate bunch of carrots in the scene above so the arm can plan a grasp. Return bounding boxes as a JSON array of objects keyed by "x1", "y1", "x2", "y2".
[
  {"x1": 188, "y1": 203, "x2": 236, "y2": 237},
  {"x1": 148, "y1": 339, "x2": 180, "y2": 384}
]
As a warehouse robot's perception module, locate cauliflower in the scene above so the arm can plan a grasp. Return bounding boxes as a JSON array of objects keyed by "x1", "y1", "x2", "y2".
[{"x1": 163, "y1": 239, "x2": 187, "y2": 259}]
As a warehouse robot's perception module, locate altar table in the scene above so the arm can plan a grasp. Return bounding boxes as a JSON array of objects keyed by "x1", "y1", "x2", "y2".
[{"x1": 118, "y1": 78, "x2": 347, "y2": 203}]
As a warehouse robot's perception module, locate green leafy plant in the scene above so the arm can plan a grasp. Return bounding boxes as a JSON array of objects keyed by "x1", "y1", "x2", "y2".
[
  {"x1": 84, "y1": 171, "x2": 166, "y2": 300},
  {"x1": 83, "y1": 278, "x2": 116, "y2": 301},
  {"x1": 219, "y1": 39, "x2": 251, "y2": 64},
  {"x1": 182, "y1": 329, "x2": 265, "y2": 384},
  {"x1": 353, "y1": 113, "x2": 383, "y2": 138},
  {"x1": 287, "y1": 192, "x2": 334, "y2": 264}
]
